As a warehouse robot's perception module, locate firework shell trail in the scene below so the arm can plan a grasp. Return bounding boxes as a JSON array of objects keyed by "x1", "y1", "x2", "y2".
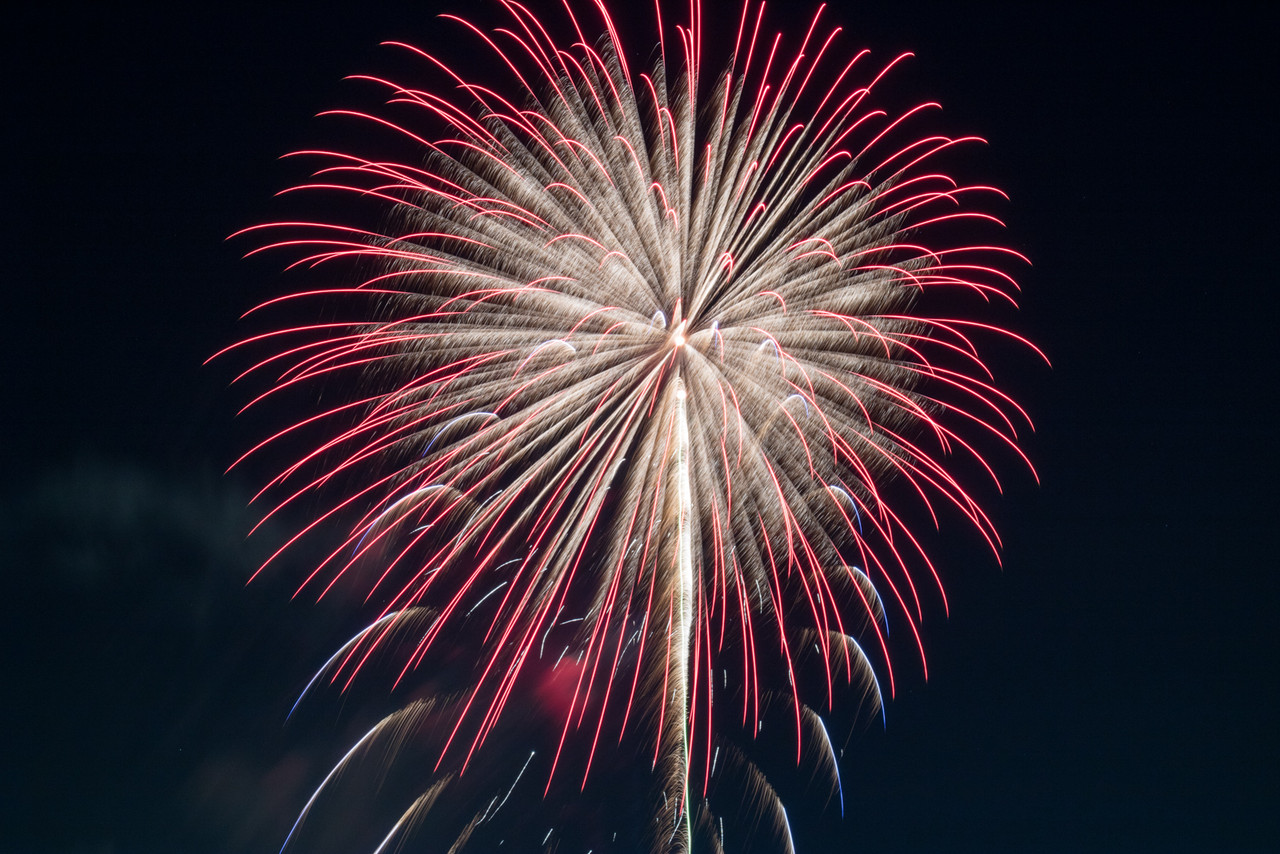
[{"x1": 222, "y1": 1, "x2": 1041, "y2": 850}]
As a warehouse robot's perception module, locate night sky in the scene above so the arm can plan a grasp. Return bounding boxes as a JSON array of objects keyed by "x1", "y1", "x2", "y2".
[{"x1": 5, "y1": 3, "x2": 1277, "y2": 853}]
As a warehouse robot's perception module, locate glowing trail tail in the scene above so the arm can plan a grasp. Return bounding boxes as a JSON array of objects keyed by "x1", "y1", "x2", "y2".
[{"x1": 672, "y1": 374, "x2": 694, "y2": 852}]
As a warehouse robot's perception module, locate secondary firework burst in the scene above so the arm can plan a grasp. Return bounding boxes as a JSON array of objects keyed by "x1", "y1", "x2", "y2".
[{"x1": 223, "y1": 1, "x2": 1040, "y2": 850}]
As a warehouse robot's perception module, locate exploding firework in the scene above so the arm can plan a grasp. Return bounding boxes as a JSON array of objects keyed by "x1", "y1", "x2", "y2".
[{"x1": 223, "y1": 1, "x2": 1039, "y2": 850}]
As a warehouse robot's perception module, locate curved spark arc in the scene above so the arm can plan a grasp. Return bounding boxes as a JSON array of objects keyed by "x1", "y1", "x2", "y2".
[{"x1": 231, "y1": 1, "x2": 1037, "y2": 850}]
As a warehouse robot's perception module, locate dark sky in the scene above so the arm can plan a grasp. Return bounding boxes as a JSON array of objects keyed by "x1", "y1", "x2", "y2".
[{"x1": 5, "y1": 3, "x2": 1277, "y2": 853}]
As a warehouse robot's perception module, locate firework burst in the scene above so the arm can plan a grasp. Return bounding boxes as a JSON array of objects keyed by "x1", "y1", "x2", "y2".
[{"x1": 223, "y1": 1, "x2": 1040, "y2": 850}]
